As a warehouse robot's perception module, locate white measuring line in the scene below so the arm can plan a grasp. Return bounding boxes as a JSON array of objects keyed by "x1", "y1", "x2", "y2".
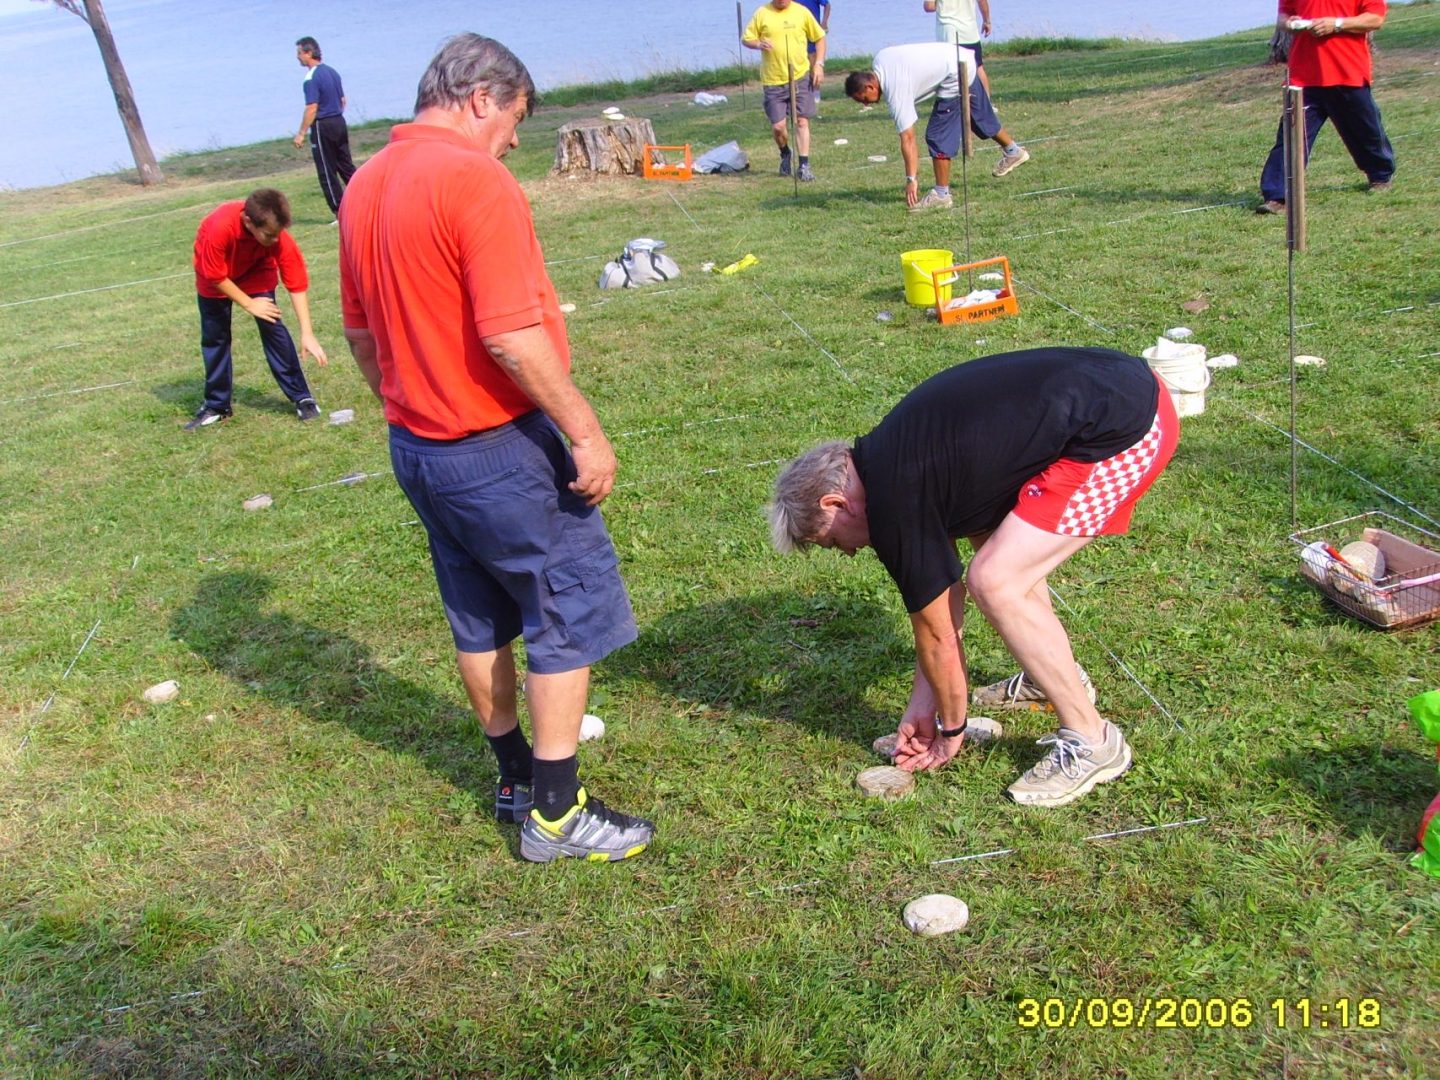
[
  {"x1": 1008, "y1": 200, "x2": 1244, "y2": 244},
  {"x1": 614, "y1": 456, "x2": 788, "y2": 491},
  {"x1": 1048, "y1": 585, "x2": 1185, "y2": 733},
  {"x1": 928, "y1": 817, "x2": 1208, "y2": 867},
  {"x1": 0, "y1": 202, "x2": 210, "y2": 248},
  {"x1": 1228, "y1": 404, "x2": 1440, "y2": 530},
  {"x1": 0, "y1": 379, "x2": 136, "y2": 407},
  {"x1": 666, "y1": 188, "x2": 703, "y2": 230},
  {"x1": 23, "y1": 989, "x2": 213, "y2": 1032},
  {"x1": 616, "y1": 411, "x2": 760, "y2": 438},
  {"x1": 544, "y1": 253, "x2": 606, "y2": 266},
  {"x1": 1018, "y1": 186, "x2": 1074, "y2": 198},
  {"x1": 747, "y1": 280, "x2": 855, "y2": 383},
  {"x1": 0, "y1": 271, "x2": 190, "y2": 310},
  {"x1": 1010, "y1": 276, "x2": 1114, "y2": 335},
  {"x1": 295, "y1": 470, "x2": 392, "y2": 493}
]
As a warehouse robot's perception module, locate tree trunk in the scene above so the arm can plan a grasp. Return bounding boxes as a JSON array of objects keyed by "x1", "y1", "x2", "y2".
[
  {"x1": 552, "y1": 117, "x2": 659, "y2": 177},
  {"x1": 82, "y1": 0, "x2": 164, "y2": 184}
]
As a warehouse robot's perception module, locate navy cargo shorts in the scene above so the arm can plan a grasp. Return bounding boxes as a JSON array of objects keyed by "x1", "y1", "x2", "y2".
[
  {"x1": 925, "y1": 81, "x2": 1001, "y2": 159},
  {"x1": 388, "y1": 410, "x2": 637, "y2": 674}
]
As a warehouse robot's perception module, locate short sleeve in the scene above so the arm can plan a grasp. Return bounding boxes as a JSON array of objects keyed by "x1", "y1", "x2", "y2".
[
  {"x1": 274, "y1": 232, "x2": 310, "y2": 293},
  {"x1": 454, "y1": 165, "x2": 550, "y2": 338}
]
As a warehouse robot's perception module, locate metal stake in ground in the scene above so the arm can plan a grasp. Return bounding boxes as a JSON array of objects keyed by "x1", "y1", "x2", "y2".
[
  {"x1": 957, "y1": 43, "x2": 974, "y2": 291},
  {"x1": 787, "y1": 42, "x2": 799, "y2": 198},
  {"x1": 735, "y1": 0, "x2": 746, "y2": 109},
  {"x1": 1283, "y1": 83, "x2": 1307, "y2": 527}
]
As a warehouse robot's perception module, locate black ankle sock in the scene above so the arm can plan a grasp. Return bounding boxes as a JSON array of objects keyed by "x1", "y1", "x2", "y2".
[
  {"x1": 533, "y1": 755, "x2": 580, "y2": 819},
  {"x1": 485, "y1": 726, "x2": 533, "y2": 783},
  {"x1": 799, "y1": 155, "x2": 809, "y2": 165},
  {"x1": 780, "y1": 146, "x2": 792, "y2": 158}
]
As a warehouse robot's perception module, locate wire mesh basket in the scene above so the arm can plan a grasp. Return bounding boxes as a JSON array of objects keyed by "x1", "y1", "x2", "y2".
[{"x1": 1290, "y1": 511, "x2": 1440, "y2": 630}]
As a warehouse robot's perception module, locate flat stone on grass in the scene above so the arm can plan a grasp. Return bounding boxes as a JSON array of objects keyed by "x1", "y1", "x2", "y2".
[
  {"x1": 903, "y1": 894, "x2": 969, "y2": 936},
  {"x1": 242, "y1": 494, "x2": 273, "y2": 511},
  {"x1": 856, "y1": 765, "x2": 914, "y2": 800},
  {"x1": 872, "y1": 717, "x2": 1002, "y2": 759},
  {"x1": 143, "y1": 679, "x2": 179, "y2": 704}
]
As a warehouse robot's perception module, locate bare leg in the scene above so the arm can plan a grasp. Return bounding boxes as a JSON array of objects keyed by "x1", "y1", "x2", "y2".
[
  {"x1": 993, "y1": 127, "x2": 1016, "y2": 151},
  {"x1": 933, "y1": 156, "x2": 952, "y2": 188},
  {"x1": 456, "y1": 645, "x2": 519, "y2": 736},
  {"x1": 524, "y1": 667, "x2": 588, "y2": 760},
  {"x1": 965, "y1": 513, "x2": 1105, "y2": 741},
  {"x1": 772, "y1": 119, "x2": 789, "y2": 151},
  {"x1": 796, "y1": 116, "x2": 810, "y2": 156}
]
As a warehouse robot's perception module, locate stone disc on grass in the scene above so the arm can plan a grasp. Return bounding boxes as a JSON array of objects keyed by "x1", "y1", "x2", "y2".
[
  {"x1": 856, "y1": 765, "x2": 914, "y2": 800},
  {"x1": 903, "y1": 893, "x2": 970, "y2": 936},
  {"x1": 143, "y1": 679, "x2": 179, "y2": 704}
]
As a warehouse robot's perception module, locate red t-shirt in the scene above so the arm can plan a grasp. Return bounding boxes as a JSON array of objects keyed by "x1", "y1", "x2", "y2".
[
  {"x1": 192, "y1": 200, "x2": 309, "y2": 299},
  {"x1": 338, "y1": 123, "x2": 569, "y2": 440},
  {"x1": 1282, "y1": 0, "x2": 1385, "y2": 87}
]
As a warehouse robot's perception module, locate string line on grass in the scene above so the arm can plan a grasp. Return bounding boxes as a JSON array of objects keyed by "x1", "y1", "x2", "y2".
[
  {"x1": 666, "y1": 188, "x2": 703, "y2": 230},
  {"x1": 0, "y1": 202, "x2": 210, "y2": 249},
  {"x1": 1007, "y1": 199, "x2": 1244, "y2": 244},
  {"x1": 543, "y1": 254, "x2": 606, "y2": 266},
  {"x1": 615, "y1": 456, "x2": 788, "y2": 491},
  {"x1": 0, "y1": 379, "x2": 136, "y2": 407},
  {"x1": 1010, "y1": 275, "x2": 1114, "y2": 335},
  {"x1": 17, "y1": 617, "x2": 103, "y2": 753},
  {"x1": 0, "y1": 271, "x2": 190, "y2": 310},
  {"x1": 1225, "y1": 401, "x2": 1440, "y2": 530},
  {"x1": 1048, "y1": 584, "x2": 1184, "y2": 734},
  {"x1": 296, "y1": 470, "x2": 393, "y2": 493},
  {"x1": 22, "y1": 989, "x2": 213, "y2": 1032},
  {"x1": 616, "y1": 411, "x2": 760, "y2": 438},
  {"x1": 747, "y1": 280, "x2": 855, "y2": 383},
  {"x1": 928, "y1": 816, "x2": 1208, "y2": 867}
]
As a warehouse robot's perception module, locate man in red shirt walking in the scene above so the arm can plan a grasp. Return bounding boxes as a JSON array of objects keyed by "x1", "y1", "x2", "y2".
[
  {"x1": 338, "y1": 35, "x2": 653, "y2": 863},
  {"x1": 1257, "y1": 0, "x2": 1394, "y2": 213},
  {"x1": 187, "y1": 189, "x2": 327, "y2": 429}
]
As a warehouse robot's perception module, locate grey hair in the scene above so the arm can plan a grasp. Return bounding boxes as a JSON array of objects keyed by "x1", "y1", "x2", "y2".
[
  {"x1": 414, "y1": 33, "x2": 537, "y2": 115},
  {"x1": 767, "y1": 441, "x2": 852, "y2": 554}
]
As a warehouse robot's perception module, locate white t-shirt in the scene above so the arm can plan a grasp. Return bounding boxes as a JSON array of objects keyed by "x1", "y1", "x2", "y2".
[
  {"x1": 934, "y1": 0, "x2": 981, "y2": 44},
  {"x1": 872, "y1": 43, "x2": 978, "y2": 133}
]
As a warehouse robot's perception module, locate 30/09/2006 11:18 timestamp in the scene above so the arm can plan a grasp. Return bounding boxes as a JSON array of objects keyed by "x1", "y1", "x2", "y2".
[{"x1": 1015, "y1": 996, "x2": 1384, "y2": 1030}]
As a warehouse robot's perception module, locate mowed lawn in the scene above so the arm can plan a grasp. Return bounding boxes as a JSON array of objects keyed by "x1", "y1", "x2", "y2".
[{"x1": 3, "y1": 15, "x2": 1440, "y2": 1079}]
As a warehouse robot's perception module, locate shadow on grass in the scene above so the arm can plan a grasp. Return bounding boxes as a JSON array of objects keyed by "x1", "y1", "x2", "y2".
[
  {"x1": 152, "y1": 376, "x2": 305, "y2": 417},
  {"x1": 171, "y1": 571, "x2": 513, "y2": 849},
  {"x1": 609, "y1": 588, "x2": 912, "y2": 746},
  {"x1": 1265, "y1": 743, "x2": 1434, "y2": 848}
]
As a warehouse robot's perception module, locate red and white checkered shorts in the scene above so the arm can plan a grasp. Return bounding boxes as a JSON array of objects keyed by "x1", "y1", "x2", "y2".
[{"x1": 1012, "y1": 374, "x2": 1179, "y2": 537}]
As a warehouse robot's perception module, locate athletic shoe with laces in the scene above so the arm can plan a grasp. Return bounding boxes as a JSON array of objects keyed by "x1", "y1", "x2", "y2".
[
  {"x1": 520, "y1": 786, "x2": 653, "y2": 863},
  {"x1": 183, "y1": 406, "x2": 231, "y2": 431},
  {"x1": 991, "y1": 145, "x2": 1030, "y2": 177},
  {"x1": 779, "y1": 153, "x2": 792, "y2": 177},
  {"x1": 797, "y1": 162, "x2": 815, "y2": 182},
  {"x1": 971, "y1": 665, "x2": 1096, "y2": 712},
  {"x1": 295, "y1": 398, "x2": 321, "y2": 422},
  {"x1": 909, "y1": 188, "x2": 954, "y2": 212},
  {"x1": 494, "y1": 778, "x2": 533, "y2": 824},
  {"x1": 1007, "y1": 722, "x2": 1132, "y2": 807},
  {"x1": 1256, "y1": 199, "x2": 1286, "y2": 215}
]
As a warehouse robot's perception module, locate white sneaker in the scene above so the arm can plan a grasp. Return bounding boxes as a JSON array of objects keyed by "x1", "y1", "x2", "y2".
[
  {"x1": 992, "y1": 146, "x2": 1030, "y2": 177},
  {"x1": 971, "y1": 665, "x2": 1096, "y2": 712},
  {"x1": 1008, "y1": 722, "x2": 1132, "y2": 807},
  {"x1": 909, "y1": 188, "x2": 954, "y2": 212}
]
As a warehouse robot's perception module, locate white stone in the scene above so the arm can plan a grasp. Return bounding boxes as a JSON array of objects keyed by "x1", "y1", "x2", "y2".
[
  {"x1": 559, "y1": 303, "x2": 577, "y2": 314},
  {"x1": 327, "y1": 409, "x2": 354, "y2": 425},
  {"x1": 143, "y1": 679, "x2": 180, "y2": 704},
  {"x1": 875, "y1": 310, "x2": 893, "y2": 322},
  {"x1": 903, "y1": 894, "x2": 970, "y2": 936},
  {"x1": 833, "y1": 138, "x2": 849, "y2": 145},
  {"x1": 242, "y1": 494, "x2": 272, "y2": 511},
  {"x1": 1206, "y1": 353, "x2": 1239, "y2": 369},
  {"x1": 856, "y1": 765, "x2": 914, "y2": 799},
  {"x1": 1163, "y1": 326, "x2": 1194, "y2": 341},
  {"x1": 867, "y1": 154, "x2": 887, "y2": 162},
  {"x1": 1294, "y1": 354, "x2": 1326, "y2": 367},
  {"x1": 966, "y1": 716, "x2": 1003, "y2": 742},
  {"x1": 579, "y1": 713, "x2": 605, "y2": 741}
]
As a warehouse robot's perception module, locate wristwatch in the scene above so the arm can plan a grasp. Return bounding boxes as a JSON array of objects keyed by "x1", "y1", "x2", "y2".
[
  {"x1": 1334, "y1": 16, "x2": 1345, "y2": 29},
  {"x1": 905, "y1": 175, "x2": 917, "y2": 184},
  {"x1": 936, "y1": 716, "x2": 968, "y2": 738}
]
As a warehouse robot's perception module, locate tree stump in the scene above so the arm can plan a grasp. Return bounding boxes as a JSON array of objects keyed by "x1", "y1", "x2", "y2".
[{"x1": 552, "y1": 117, "x2": 659, "y2": 177}]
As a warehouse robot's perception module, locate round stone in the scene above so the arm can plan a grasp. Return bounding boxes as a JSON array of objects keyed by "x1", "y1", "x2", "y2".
[
  {"x1": 856, "y1": 765, "x2": 914, "y2": 800},
  {"x1": 903, "y1": 893, "x2": 970, "y2": 936},
  {"x1": 242, "y1": 494, "x2": 273, "y2": 511},
  {"x1": 966, "y1": 716, "x2": 1003, "y2": 743},
  {"x1": 143, "y1": 679, "x2": 180, "y2": 704},
  {"x1": 579, "y1": 713, "x2": 605, "y2": 742}
]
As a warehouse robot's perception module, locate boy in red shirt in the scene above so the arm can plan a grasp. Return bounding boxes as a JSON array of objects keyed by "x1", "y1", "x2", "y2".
[
  {"x1": 1257, "y1": 0, "x2": 1394, "y2": 213},
  {"x1": 186, "y1": 188, "x2": 328, "y2": 430}
]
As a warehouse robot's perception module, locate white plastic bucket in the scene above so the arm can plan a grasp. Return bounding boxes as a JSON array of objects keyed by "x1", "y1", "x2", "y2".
[{"x1": 1142, "y1": 343, "x2": 1211, "y2": 417}]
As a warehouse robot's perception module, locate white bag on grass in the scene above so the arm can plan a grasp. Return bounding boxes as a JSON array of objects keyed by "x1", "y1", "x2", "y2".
[{"x1": 598, "y1": 238, "x2": 681, "y2": 289}]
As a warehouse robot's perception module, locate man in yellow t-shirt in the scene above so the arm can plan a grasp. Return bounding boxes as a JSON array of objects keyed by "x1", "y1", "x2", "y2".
[{"x1": 742, "y1": 0, "x2": 827, "y2": 181}]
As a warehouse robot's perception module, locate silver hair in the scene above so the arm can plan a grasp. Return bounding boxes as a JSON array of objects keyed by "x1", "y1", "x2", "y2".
[
  {"x1": 767, "y1": 441, "x2": 851, "y2": 554},
  {"x1": 414, "y1": 33, "x2": 537, "y2": 115}
]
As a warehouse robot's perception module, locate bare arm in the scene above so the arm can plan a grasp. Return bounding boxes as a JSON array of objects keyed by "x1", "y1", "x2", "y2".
[
  {"x1": 894, "y1": 584, "x2": 970, "y2": 771},
  {"x1": 898, "y1": 127, "x2": 921, "y2": 206},
  {"x1": 482, "y1": 325, "x2": 616, "y2": 505},
  {"x1": 977, "y1": 0, "x2": 991, "y2": 35},
  {"x1": 294, "y1": 102, "x2": 318, "y2": 148},
  {"x1": 345, "y1": 327, "x2": 382, "y2": 400},
  {"x1": 285, "y1": 289, "x2": 328, "y2": 365},
  {"x1": 1306, "y1": 10, "x2": 1383, "y2": 34},
  {"x1": 215, "y1": 277, "x2": 281, "y2": 322}
]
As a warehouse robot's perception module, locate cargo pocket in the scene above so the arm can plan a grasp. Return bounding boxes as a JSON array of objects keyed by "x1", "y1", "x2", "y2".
[{"x1": 543, "y1": 540, "x2": 627, "y2": 652}]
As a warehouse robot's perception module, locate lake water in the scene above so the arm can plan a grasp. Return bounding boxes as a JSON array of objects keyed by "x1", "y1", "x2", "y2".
[{"x1": 0, "y1": 0, "x2": 1279, "y2": 190}]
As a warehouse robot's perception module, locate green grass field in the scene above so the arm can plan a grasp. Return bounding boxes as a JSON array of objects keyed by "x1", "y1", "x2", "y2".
[{"x1": 3, "y1": 14, "x2": 1440, "y2": 1078}]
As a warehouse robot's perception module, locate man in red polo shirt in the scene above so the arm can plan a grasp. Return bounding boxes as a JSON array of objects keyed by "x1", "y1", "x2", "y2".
[
  {"x1": 1257, "y1": 0, "x2": 1394, "y2": 214},
  {"x1": 338, "y1": 34, "x2": 653, "y2": 864},
  {"x1": 187, "y1": 188, "x2": 327, "y2": 430}
]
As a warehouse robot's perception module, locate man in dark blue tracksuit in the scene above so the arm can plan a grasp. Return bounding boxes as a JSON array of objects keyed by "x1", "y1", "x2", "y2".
[{"x1": 293, "y1": 36, "x2": 357, "y2": 217}]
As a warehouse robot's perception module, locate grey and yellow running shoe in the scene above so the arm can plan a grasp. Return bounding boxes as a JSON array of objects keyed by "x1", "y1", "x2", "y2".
[
  {"x1": 971, "y1": 665, "x2": 1096, "y2": 712},
  {"x1": 1007, "y1": 723, "x2": 1132, "y2": 808},
  {"x1": 520, "y1": 787, "x2": 653, "y2": 863}
]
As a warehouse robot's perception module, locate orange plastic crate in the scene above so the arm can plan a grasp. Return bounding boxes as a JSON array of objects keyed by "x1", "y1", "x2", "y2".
[
  {"x1": 931, "y1": 255, "x2": 1020, "y2": 325},
  {"x1": 642, "y1": 144, "x2": 693, "y2": 181}
]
